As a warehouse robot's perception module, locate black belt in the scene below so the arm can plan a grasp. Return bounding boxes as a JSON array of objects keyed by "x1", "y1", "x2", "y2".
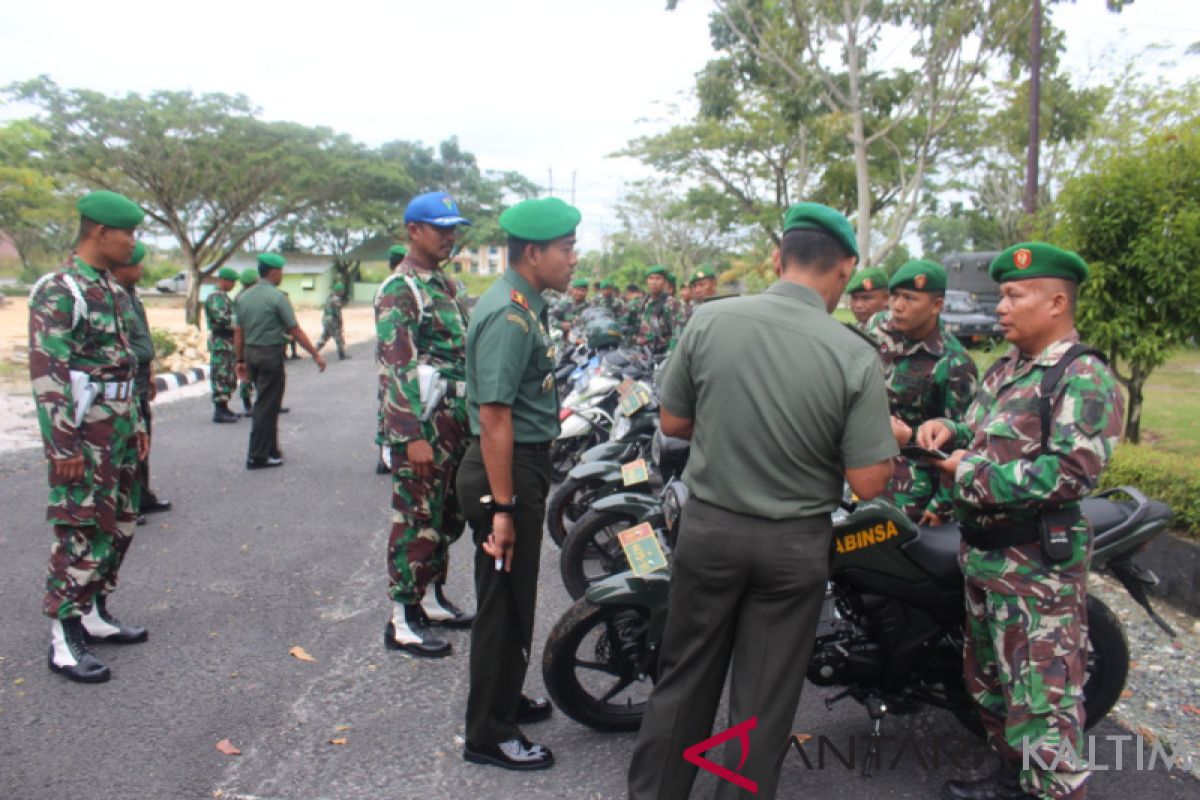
[
  {"x1": 960, "y1": 521, "x2": 1040, "y2": 550},
  {"x1": 212, "y1": 330, "x2": 234, "y2": 339},
  {"x1": 473, "y1": 438, "x2": 552, "y2": 453}
]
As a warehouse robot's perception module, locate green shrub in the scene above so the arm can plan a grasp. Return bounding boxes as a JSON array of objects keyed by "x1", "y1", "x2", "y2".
[
  {"x1": 150, "y1": 328, "x2": 177, "y2": 359},
  {"x1": 1098, "y1": 445, "x2": 1200, "y2": 540}
]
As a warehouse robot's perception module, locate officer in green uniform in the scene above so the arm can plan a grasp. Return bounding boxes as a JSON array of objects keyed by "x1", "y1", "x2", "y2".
[
  {"x1": 628, "y1": 203, "x2": 897, "y2": 800},
  {"x1": 688, "y1": 265, "x2": 718, "y2": 303},
  {"x1": 237, "y1": 268, "x2": 259, "y2": 416},
  {"x1": 845, "y1": 266, "x2": 890, "y2": 329},
  {"x1": 206, "y1": 266, "x2": 242, "y2": 423},
  {"x1": 233, "y1": 254, "x2": 326, "y2": 469},
  {"x1": 456, "y1": 196, "x2": 581, "y2": 771},
  {"x1": 29, "y1": 190, "x2": 151, "y2": 683},
  {"x1": 111, "y1": 243, "x2": 171, "y2": 524},
  {"x1": 919, "y1": 244, "x2": 1125, "y2": 800}
]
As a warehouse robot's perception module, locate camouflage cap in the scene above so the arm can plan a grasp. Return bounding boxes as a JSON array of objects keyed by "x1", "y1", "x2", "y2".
[
  {"x1": 257, "y1": 253, "x2": 286, "y2": 270},
  {"x1": 240, "y1": 268, "x2": 259, "y2": 285},
  {"x1": 77, "y1": 190, "x2": 144, "y2": 229},
  {"x1": 217, "y1": 266, "x2": 239, "y2": 282},
  {"x1": 990, "y1": 242, "x2": 1089, "y2": 285},
  {"x1": 782, "y1": 202, "x2": 858, "y2": 259},
  {"x1": 845, "y1": 267, "x2": 888, "y2": 294},
  {"x1": 889, "y1": 259, "x2": 947, "y2": 293},
  {"x1": 128, "y1": 242, "x2": 147, "y2": 266},
  {"x1": 499, "y1": 197, "x2": 581, "y2": 242}
]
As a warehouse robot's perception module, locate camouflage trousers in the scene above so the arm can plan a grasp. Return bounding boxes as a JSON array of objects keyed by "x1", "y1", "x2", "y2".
[
  {"x1": 316, "y1": 321, "x2": 345, "y2": 357},
  {"x1": 964, "y1": 577, "x2": 1090, "y2": 799},
  {"x1": 209, "y1": 343, "x2": 236, "y2": 402},
  {"x1": 387, "y1": 397, "x2": 468, "y2": 604},
  {"x1": 43, "y1": 399, "x2": 140, "y2": 620}
]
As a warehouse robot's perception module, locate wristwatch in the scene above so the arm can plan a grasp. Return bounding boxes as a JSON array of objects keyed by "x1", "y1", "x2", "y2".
[{"x1": 481, "y1": 494, "x2": 518, "y2": 515}]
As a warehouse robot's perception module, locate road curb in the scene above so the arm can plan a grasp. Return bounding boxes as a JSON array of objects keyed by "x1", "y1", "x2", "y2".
[{"x1": 154, "y1": 366, "x2": 209, "y2": 394}]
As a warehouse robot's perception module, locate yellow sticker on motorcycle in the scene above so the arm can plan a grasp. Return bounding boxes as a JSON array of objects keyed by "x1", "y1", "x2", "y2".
[
  {"x1": 621, "y1": 458, "x2": 650, "y2": 487},
  {"x1": 835, "y1": 520, "x2": 900, "y2": 554}
]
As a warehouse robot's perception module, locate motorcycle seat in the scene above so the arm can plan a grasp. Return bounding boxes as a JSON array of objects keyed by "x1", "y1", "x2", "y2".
[
  {"x1": 1085, "y1": 495, "x2": 1172, "y2": 552},
  {"x1": 902, "y1": 522, "x2": 963, "y2": 584}
]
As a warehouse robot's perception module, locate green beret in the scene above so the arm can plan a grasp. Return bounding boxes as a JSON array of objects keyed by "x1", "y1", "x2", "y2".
[
  {"x1": 782, "y1": 202, "x2": 859, "y2": 259},
  {"x1": 989, "y1": 242, "x2": 1089, "y2": 285},
  {"x1": 646, "y1": 265, "x2": 668, "y2": 277},
  {"x1": 665, "y1": 272, "x2": 677, "y2": 286},
  {"x1": 128, "y1": 242, "x2": 147, "y2": 266},
  {"x1": 77, "y1": 190, "x2": 144, "y2": 229},
  {"x1": 332, "y1": 282, "x2": 345, "y2": 292},
  {"x1": 499, "y1": 197, "x2": 582, "y2": 242},
  {"x1": 889, "y1": 259, "x2": 947, "y2": 293},
  {"x1": 689, "y1": 266, "x2": 717, "y2": 285},
  {"x1": 570, "y1": 278, "x2": 590, "y2": 289},
  {"x1": 240, "y1": 268, "x2": 259, "y2": 285},
  {"x1": 257, "y1": 253, "x2": 286, "y2": 270},
  {"x1": 599, "y1": 279, "x2": 616, "y2": 289},
  {"x1": 845, "y1": 267, "x2": 888, "y2": 294},
  {"x1": 388, "y1": 245, "x2": 408, "y2": 259},
  {"x1": 218, "y1": 266, "x2": 239, "y2": 282}
]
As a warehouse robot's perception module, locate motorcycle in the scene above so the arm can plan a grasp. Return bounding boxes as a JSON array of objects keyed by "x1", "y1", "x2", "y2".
[{"x1": 542, "y1": 486, "x2": 1176, "y2": 735}]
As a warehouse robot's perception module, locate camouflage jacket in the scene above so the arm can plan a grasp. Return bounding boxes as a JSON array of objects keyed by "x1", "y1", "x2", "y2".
[
  {"x1": 28, "y1": 258, "x2": 142, "y2": 461},
  {"x1": 375, "y1": 260, "x2": 468, "y2": 445},
  {"x1": 593, "y1": 294, "x2": 625, "y2": 319},
  {"x1": 322, "y1": 293, "x2": 344, "y2": 326},
  {"x1": 638, "y1": 293, "x2": 683, "y2": 354},
  {"x1": 205, "y1": 289, "x2": 235, "y2": 353},
  {"x1": 620, "y1": 296, "x2": 644, "y2": 341},
  {"x1": 944, "y1": 332, "x2": 1124, "y2": 595},
  {"x1": 866, "y1": 311, "x2": 979, "y2": 520},
  {"x1": 551, "y1": 298, "x2": 589, "y2": 330}
]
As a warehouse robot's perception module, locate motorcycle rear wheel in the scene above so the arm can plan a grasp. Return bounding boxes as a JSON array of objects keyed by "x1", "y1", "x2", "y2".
[
  {"x1": 542, "y1": 598, "x2": 656, "y2": 733},
  {"x1": 544, "y1": 475, "x2": 606, "y2": 548},
  {"x1": 559, "y1": 509, "x2": 639, "y2": 600},
  {"x1": 953, "y1": 594, "x2": 1129, "y2": 738}
]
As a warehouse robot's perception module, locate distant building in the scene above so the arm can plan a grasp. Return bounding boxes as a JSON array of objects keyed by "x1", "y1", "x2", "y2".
[
  {"x1": 452, "y1": 243, "x2": 507, "y2": 276},
  {"x1": 218, "y1": 253, "x2": 337, "y2": 307}
]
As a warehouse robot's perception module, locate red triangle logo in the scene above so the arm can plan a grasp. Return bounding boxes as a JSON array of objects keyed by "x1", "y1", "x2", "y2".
[{"x1": 682, "y1": 716, "x2": 759, "y2": 794}]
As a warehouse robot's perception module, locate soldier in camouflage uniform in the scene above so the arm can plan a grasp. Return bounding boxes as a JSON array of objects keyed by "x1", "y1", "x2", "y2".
[
  {"x1": 593, "y1": 279, "x2": 625, "y2": 318},
  {"x1": 378, "y1": 192, "x2": 474, "y2": 657},
  {"x1": 620, "y1": 283, "x2": 645, "y2": 343},
  {"x1": 29, "y1": 191, "x2": 151, "y2": 684},
  {"x1": 637, "y1": 265, "x2": 684, "y2": 355},
  {"x1": 918, "y1": 243, "x2": 1124, "y2": 800},
  {"x1": 315, "y1": 281, "x2": 349, "y2": 360},
  {"x1": 237, "y1": 268, "x2": 258, "y2": 416},
  {"x1": 845, "y1": 266, "x2": 890, "y2": 330},
  {"x1": 376, "y1": 245, "x2": 407, "y2": 474},
  {"x1": 206, "y1": 266, "x2": 241, "y2": 423},
  {"x1": 551, "y1": 277, "x2": 590, "y2": 336},
  {"x1": 865, "y1": 260, "x2": 978, "y2": 524}
]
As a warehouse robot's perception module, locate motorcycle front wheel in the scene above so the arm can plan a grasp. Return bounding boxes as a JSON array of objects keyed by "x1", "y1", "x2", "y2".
[
  {"x1": 559, "y1": 508, "x2": 639, "y2": 600},
  {"x1": 542, "y1": 598, "x2": 657, "y2": 733},
  {"x1": 544, "y1": 475, "x2": 607, "y2": 548}
]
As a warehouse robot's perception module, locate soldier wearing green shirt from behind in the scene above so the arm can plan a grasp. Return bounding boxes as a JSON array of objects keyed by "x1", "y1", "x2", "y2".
[
  {"x1": 918, "y1": 243, "x2": 1124, "y2": 800},
  {"x1": 456, "y1": 196, "x2": 581, "y2": 772},
  {"x1": 237, "y1": 268, "x2": 259, "y2": 416}
]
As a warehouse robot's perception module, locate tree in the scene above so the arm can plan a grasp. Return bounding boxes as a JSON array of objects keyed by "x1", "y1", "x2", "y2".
[
  {"x1": 1058, "y1": 126, "x2": 1200, "y2": 443},
  {"x1": 613, "y1": 179, "x2": 740, "y2": 277},
  {"x1": 0, "y1": 119, "x2": 76, "y2": 277},
  {"x1": 9, "y1": 77, "x2": 372, "y2": 323}
]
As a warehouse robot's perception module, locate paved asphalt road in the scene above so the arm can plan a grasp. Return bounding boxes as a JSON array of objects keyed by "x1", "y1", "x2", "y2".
[{"x1": 0, "y1": 344, "x2": 1196, "y2": 799}]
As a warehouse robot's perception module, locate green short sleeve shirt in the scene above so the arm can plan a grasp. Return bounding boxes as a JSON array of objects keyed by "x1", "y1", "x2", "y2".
[
  {"x1": 465, "y1": 269, "x2": 560, "y2": 443},
  {"x1": 659, "y1": 280, "x2": 898, "y2": 519},
  {"x1": 234, "y1": 282, "x2": 298, "y2": 346}
]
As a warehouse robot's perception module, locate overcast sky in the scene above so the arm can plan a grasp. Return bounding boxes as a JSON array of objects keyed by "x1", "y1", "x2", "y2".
[{"x1": 3, "y1": 0, "x2": 1199, "y2": 252}]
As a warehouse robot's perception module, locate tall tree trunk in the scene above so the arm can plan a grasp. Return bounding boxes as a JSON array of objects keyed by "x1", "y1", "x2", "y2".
[
  {"x1": 185, "y1": 261, "x2": 203, "y2": 327},
  {"x1": 1125, "y1": 362, "x2": 1145, "y2": 444},
  {"x1": 1023, "y1": 0, "x2": 1043, "y2": 229},
  {"x1": 845, "y1": 17, "x2": 872, "y2": 264}
]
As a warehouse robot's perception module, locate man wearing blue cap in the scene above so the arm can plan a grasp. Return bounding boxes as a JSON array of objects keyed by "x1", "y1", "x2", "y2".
[{"x1": 377, "y1": 192, "x2": 476, "y2": 657}]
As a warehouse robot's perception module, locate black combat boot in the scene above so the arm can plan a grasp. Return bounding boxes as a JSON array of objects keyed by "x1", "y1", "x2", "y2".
[
  {"x1": 48, "y1": 617, "x2": 111, "y2": 683},
  {"x1": 213, "y1": 402, "x2": 239, "y2": 423},
  {"x1": 420, "y1": 583, "x2": 475, "y2": 628},
  {"x1": 942, "y1": 760, "x2": 1036, "y2": 800},
  {"x1": 81, "y1": 595, "x2": 148, "y2": 644},
  {"x1": 384, "y1": 602, "x2": 451, "y2": 657}
]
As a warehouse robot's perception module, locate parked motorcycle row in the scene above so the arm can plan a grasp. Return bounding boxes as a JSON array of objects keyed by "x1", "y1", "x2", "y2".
[{"x1": 537, "y1": 325, "x2": 1180, "y2": 741}]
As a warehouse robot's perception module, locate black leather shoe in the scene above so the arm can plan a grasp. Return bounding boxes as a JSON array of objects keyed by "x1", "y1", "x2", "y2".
[
  {"x1": 338, "y1": 353, "x2": 351, "y2": 360},
  {"x1": 142, "y1": 498, "x2": 172, "y2": 514},
  {"x1": 279, "y1": 407, "x2": 290, "y2": 414},
  {"x1": 213, "y1": 404, "x2": 240, "y2": 423},
  {"x1": 375, "y1": 459, "x2": 390, "y2": 475},
  {"x1": 942, "y1": 763, "x2": 1034, "y2": 800},
  {"x1": 81, "y1": 596, "x2": 148, "y2": 644},
  {"x1": 420, "y1": 584, "x2": 475, "y2": 628},
  {"x1": 48, "y1": 618, "x2": 111, "y2": 683},
  {"x1": 246, "y1": 456, "x2": 284, "y2": 470},
  {"x1": 516, "y1": 695, "x2": 553, "y2": 724},
  {"x1": 384, "y1": 605, "x2": 451, "y2": 657},
  {"x1": 464, "y1": 736, "x2": 554, "y2": 771}
]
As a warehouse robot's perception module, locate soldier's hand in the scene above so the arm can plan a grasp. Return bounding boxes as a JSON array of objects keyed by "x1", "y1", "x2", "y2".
[
  {"x1": 313, "y1": 354, "x2": 327, "y2": 372},
  {"x1": 483, "y1": 513, "x2": 517, "y2": 572},
  {"x1": 52, "y1": 454, "x2": 85, "y2": 483},
  {"x1": 916, "y1": 420, "x2": 953, "y2": 451},
  {"x1": 918, "y1": 510, "x2": 944, "y2": 527},
  {"x1": 932, "y1": 449, "x2": 967, "y2": 476},
  {"x1": 236, "y1": 362, "x2": 249, "y2": 382},
  {"x1": 137, "y1": 433, "x2": 150, "y2": 462},
  {"x1": 890, "y1": 416, "x2": 913, "y2": 447},
  {"x1": 406, "y1": 439, "x2": 435, "y2": 480}
]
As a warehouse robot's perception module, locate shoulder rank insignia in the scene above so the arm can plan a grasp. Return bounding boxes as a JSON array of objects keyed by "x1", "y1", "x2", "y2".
[{"x1": 510, "y1": 289, "x2": 530, "y2": 311}]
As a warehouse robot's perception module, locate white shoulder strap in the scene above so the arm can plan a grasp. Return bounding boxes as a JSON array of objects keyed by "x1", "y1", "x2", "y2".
[
  {"x1": 30, "y1": 272, "x2": 86, "y2": 328},
  {"x1": 402, "y1": 274, "x2": 429, "y2": 327}
]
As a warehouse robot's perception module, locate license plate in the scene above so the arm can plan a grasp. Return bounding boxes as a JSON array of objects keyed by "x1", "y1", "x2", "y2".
[
  {"x1": 621, "y1": 458, "x2": 650, "y2": 486},
  {"x1": 617, "y1": 522, "x2": 668, "y2": 576}
]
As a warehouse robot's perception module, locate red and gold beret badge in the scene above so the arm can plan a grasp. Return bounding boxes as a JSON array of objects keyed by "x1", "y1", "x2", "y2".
[{"x1": 1014, "y1": 248, "x2": 1033, "y2": 270}]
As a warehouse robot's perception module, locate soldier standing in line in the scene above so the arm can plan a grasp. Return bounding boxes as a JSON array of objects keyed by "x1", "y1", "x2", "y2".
[
  {"x1": 620, "y1": 283, "x2": 644, "y2": 343},
  {"x1": 29, "y1": 190, "x2": 151, "y2": 684},
  {"x1": 111, "y1": 242, "x2": 171, "y2": 525},
  {"x1": 637, "y1": 265, "x2": 683, "y2": 355},
  {"x1": 315, "y1": 281, "x2": 350, "y2": 360},
  {"x1": 845, "y1": 266, "x2": 890, "y2": 329},
  {"x1": 376, "y1": 244, "x2": 407, "y2": 474},
  {"x1": 205, "y1": 266, "x2": 241, "y2": 423},
  {"x1": 377, "y1": 193, "x2": 474, "y2": 656},
  {"x1": 864, "y1": 260, "x2": 978, "y2": 525},
  {"x1": 236, "y1": 268, "x2": 259, "y2": 417},
  {"x1": 593, "y1": 279, "x2": 624, "y2": 317},
  {"x1": 233, "y1": 254, "x2": 325, "y2": 469},
  {"x1": 551, "y1": 277, "x2": 590, "y2": 336},
  {"x1": 457, "y1": 196, "x2": 580, "y2": 771},
  {"x1": 918, "y1": 243, "x2": 1125, "y2": 800}
]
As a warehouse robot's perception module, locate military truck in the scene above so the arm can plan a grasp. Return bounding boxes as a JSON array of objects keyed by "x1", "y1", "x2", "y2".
[{"x1": 943, "y1": 251, "x2": 1000, "y2": 313}]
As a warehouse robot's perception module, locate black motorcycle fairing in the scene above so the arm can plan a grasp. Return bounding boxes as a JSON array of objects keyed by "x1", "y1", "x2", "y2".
[{"x1": 900, "y1": 523, "x2": 965, "y2": 589}]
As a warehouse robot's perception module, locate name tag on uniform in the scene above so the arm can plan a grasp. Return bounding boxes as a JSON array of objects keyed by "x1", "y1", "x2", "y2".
[
  {"x1": 618, "y1": 523, "x2": 668, "y2": 576},
  {"x1": 621, "y1": 458, "x2": 650, "y2": 487}
]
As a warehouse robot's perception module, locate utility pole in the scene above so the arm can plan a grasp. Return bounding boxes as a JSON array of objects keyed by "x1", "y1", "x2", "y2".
[{"x1": 1024, "y1": 0, "x2": 1043, "y2": 226}]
